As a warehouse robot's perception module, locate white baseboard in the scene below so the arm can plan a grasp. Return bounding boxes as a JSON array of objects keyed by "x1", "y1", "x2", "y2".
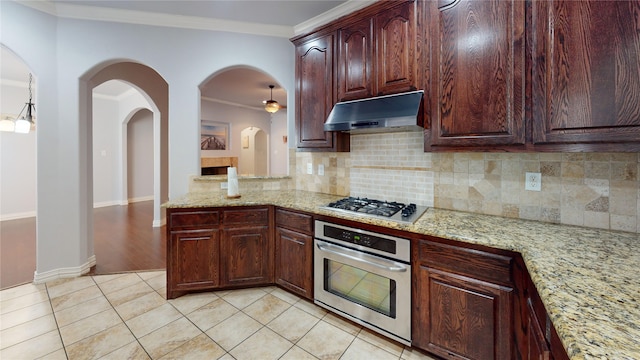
[
  {"x1": 128, "y1": 196, "x2": 154, "y2": 203},
  {"x1": 33, "y1": 255, "x2": 96, "y2": 284},
  {"x1": 152, "y1": 217, "x2": 166, "y2": 227},
  {"x1": 93, "y1": 200, "x2": 121, "y2": 208},
  {"x1": 0, "y1": 211, "x2": 36, "y2": 221}
]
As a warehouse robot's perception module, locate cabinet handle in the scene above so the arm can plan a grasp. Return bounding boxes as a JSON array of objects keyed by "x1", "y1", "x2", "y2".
[
  {"x1": 316, "y1": 241, "x2": 407, "y2": 272},
  {"x1": 180, "y1": 236, "x2": 210, "y2": 241}
]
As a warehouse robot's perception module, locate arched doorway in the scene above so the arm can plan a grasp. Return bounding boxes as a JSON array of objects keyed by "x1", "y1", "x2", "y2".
[
  {"x1": 81, "y1": 61, "x2": 169, "y2": 273},
  {"x1": 84, "y1": 62, "x2": 168, "y2": 227}
]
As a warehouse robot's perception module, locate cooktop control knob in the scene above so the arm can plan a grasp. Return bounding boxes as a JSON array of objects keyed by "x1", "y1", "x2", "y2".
[{"x1": 401, "y1": 203, "x2": 417, "y2": 218}]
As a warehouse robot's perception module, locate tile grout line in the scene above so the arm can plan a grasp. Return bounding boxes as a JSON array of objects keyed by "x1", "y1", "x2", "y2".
[
  {"x1": 7, "y1": 274, "x2": 418, "y2": 360},
  {"x1": 163, "y1": 288, "x2": 232, "y2": 359},
  {"x1": 91, "y1": 272, "x2": 153, "y2": 359},
  {"x1": 43, "y1": 282, "x2": 68, "y2": 359}
]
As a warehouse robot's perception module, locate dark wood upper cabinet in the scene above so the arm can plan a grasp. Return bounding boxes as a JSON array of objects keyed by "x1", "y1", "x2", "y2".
[
  {"x1": 337, "y1": 18, "x2": 374, "y2": 102},
  {"x1": 531, "y1": 0, "x2": 640, "y2": 148},
  {"x1": 426, "y1": 0, "x2": 526, "y2": 149},
  {"x1": 375, "y1": 0, "x2": 419, "y2": 96},
  {"x1": 294, "y1": 33, "x2": 349, "y2": 152}
]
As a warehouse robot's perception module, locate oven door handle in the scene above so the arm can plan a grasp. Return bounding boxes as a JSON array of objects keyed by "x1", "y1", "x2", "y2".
[{"x1": 316, "y1": 241, "x2": 408, "y2": 272}]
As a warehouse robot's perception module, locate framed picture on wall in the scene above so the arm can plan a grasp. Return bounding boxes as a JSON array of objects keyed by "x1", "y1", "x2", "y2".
[{"x1": 201, "y1": 121, "x2": 229, "y2": 150}]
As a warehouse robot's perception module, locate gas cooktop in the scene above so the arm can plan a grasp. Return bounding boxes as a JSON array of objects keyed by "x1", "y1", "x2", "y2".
[{"x1": 321, "y1": 197, "x2": 428, "y2": 224}]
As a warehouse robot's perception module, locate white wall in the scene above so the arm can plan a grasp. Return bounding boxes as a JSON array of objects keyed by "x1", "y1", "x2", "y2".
[
  {"x1": 269, "y1": 110, "x2": 288, "y2": 175},
  {"x1": 0, "y1": 79, "x2": 37, "y2": 219},
  {"x1": 92, "y1": 96, "x2": 120, "y2": 206},
  {"x1": 127, "y1": 109, "x2": 154, "y2": 201},
  {"x1": 1, "y1": 1, "x2": 296, "y2": 280}
]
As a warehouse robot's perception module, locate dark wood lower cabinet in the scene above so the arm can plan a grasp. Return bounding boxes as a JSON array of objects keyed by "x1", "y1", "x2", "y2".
[
  {"x1": 527, "y1": 298, "x2": 551, "y2": 360},
  {"x1": 514, "y1": 257, "x2": 569, "y2": 360},
  {"x1": 415, "y1": 266, "x2": 512, "y2": 359},
  {"x1": 167, "y1": 206, "x2": 571, "y2": 359},
  {"x1": 275, "y1": 227, "x2": 313, "y2": 299},
  {"x1": 413, "y1": 237, "x2": 514, "y2": 359},
  {"x1": 274, "y1": 208, "x2": 314, "y2": 300},
  {"x1": 221, "y1": 225, "x2": 272, "y2": 287},
  {"x1": 167, "y1": 228, "x2": 220, "y2": 299},
  {"x1": 166, "y1": 206, "x2": 273, "y2": 299}
]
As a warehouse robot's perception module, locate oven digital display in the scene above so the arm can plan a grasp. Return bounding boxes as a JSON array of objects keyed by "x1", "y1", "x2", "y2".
[
  {"x1": 324, "y1": 225, "x2": 397, "y2": 254},
  {"x1": 324, "y1": 259, "x2": 396, "y2": 318}
]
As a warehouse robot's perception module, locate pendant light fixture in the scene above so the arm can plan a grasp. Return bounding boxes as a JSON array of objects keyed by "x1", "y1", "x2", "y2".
[
  {"x1": 1, "y1": 73, "x2": 36, "y2": 133},
  {"x1": 264, "y1": 85, "x2": 280, "y2": 113}
]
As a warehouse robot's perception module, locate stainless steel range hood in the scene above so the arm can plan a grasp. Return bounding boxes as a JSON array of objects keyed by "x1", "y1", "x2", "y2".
[{"x1": 324, "y1": 90, "x2": 424, "y2": 134}]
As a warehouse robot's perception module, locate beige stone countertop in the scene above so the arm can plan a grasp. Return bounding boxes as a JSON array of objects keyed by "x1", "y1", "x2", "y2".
[{"x1": 164, "y1": 190, "x2": 640, "y2": 360}]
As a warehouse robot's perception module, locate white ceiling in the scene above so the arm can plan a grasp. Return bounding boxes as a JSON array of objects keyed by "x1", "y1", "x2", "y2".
[{"x1": 3, "y1": 0, "x2": 358, "y2": 110}]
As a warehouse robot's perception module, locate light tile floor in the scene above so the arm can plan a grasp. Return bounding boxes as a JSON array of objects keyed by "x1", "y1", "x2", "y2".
[{"x1": 0, "y1": 271, "x2": 438, "y2": 360}]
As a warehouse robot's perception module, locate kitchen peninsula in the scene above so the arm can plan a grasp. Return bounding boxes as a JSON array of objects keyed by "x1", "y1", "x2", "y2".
[{"x1": 164, "y1": 189, "x2": 640, "y2": 360}]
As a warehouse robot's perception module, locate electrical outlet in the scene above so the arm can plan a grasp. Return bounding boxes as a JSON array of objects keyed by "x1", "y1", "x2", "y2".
[
  {"x1": 525, "y1": 172, "x2": 542, "y2": 191},
  {"x1": 220, "y1": 182, "x2": 228, "y2": 189},
  {"x1": 306, "y1": 163, "x2": 313, "y2": 175},
  {"x1": 318, "y1": 164, "x2": 325, "y2": 176}
]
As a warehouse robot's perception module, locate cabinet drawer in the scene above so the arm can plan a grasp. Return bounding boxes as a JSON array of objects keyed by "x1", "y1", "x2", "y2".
[
  {"x1": 275, "y1": 208, "x2": 313, "y2": 234},
  {"x1": 170, "y1": 210, "x2": 219, "y2": 228},
  {"x1": 223, "y1": 207, "x2": 269, "y2": 225},
  {"x1": 418, "y1": 239, "x2": 513, "y2": 285}
]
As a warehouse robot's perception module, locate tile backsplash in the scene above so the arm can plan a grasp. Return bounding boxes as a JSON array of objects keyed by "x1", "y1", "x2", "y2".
[{"x1": 294, "y1": 133, "x2": 640, "y2": 233}]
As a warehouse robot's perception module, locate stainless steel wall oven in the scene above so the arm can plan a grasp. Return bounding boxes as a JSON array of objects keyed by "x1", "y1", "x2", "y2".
[{"x1": 314, "y1": 220, "x2": 411, "y2": 345}]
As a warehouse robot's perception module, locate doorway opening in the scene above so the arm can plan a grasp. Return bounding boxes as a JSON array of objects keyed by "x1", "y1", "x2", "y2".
[
  {"x1": 239, "y1": 127, "x2": 268, "y2": 176},
  {"x1": 199, "y1": 66, "x2": 288, "y2": 177}
]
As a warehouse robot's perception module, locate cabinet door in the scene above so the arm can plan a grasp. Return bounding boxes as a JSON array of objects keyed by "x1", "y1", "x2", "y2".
[
  {"x1": 426, "y1": 0, "x2": 525, "y2": 148},
  {"x1": 275, "y1": 227, "x2": 313, "y2": 299},
  {"x1": 527, "y1": 298, "x2": 551, "y2": 360},
  {"x1": 375, "y1": 1, "x2": 418, "y2": 95},
  {"x1": 337, "y1": 18, "x2": 374, "y2": 101},
  {"x1": 167, "y1": 229, "x2": 219, "y2": 299},
  {"x1": 295, "y1": 34, "x2": 349, "y2": 151},
  {"x1": 414, "y1": 266, "x2": 512, "y2": 359},
  {"x1": 531, "y1": 0, "x2": 640, "y2": 146},
  {"x1": 221, "y1": 225, "x2": 273, "y2": 287}
]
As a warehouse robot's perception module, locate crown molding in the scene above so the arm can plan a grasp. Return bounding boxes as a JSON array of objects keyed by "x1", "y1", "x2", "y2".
[
  {"x1": 17, "y1": 0, "x2": 294, "y2": 38},
  {"x1": 16, "y1": 0, "x2": 366, "y2": 39},
  {"x1": 293, "y1": 0, "x2": 376, "y2": 36}
]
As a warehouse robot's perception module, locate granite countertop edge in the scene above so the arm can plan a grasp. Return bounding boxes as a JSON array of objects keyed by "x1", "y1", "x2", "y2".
[{"x1": 163, "y1": 190, "x2": 640, "y2": 360}]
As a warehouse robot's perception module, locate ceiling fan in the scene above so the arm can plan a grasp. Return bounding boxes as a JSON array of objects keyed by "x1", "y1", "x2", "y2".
[{"x1": 263, "y1": 85, "x2": 286, "y2": 113}]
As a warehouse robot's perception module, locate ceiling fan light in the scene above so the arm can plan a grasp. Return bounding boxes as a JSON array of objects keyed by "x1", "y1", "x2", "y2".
[
  {"x1": 0, "y1": 117, "x2": 15, "y2": 132},
  {"x1": 14, "y1": 117, "x2": 31, "y2": 133},
  {"x1": 265, "y1": 100, "x2": 280, "y2": 113}
]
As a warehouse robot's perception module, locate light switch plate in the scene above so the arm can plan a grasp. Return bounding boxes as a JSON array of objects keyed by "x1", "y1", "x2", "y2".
[
  {"x1": 525, "y1": 172, "x2": 542, "y2": 191},
  {"x1": 306, "y1": 163, "x2": 313, "y2": 175},
  {"x1": 318, "y1": 164, "x2": 325, "y2": 176}
]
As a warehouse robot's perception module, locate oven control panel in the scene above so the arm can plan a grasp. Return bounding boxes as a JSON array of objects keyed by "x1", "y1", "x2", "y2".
[
  {"x1": 314, "y1": 220, "x2": 410, "y2": 263},
  {"x1": 324, "y1": 226, "x2": 395, "y2": 254}
]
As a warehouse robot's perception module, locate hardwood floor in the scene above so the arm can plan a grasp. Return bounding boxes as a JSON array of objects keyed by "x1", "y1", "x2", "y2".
[{"x1": 0, "y1": 201, "x2": 165, "y2": 289}]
